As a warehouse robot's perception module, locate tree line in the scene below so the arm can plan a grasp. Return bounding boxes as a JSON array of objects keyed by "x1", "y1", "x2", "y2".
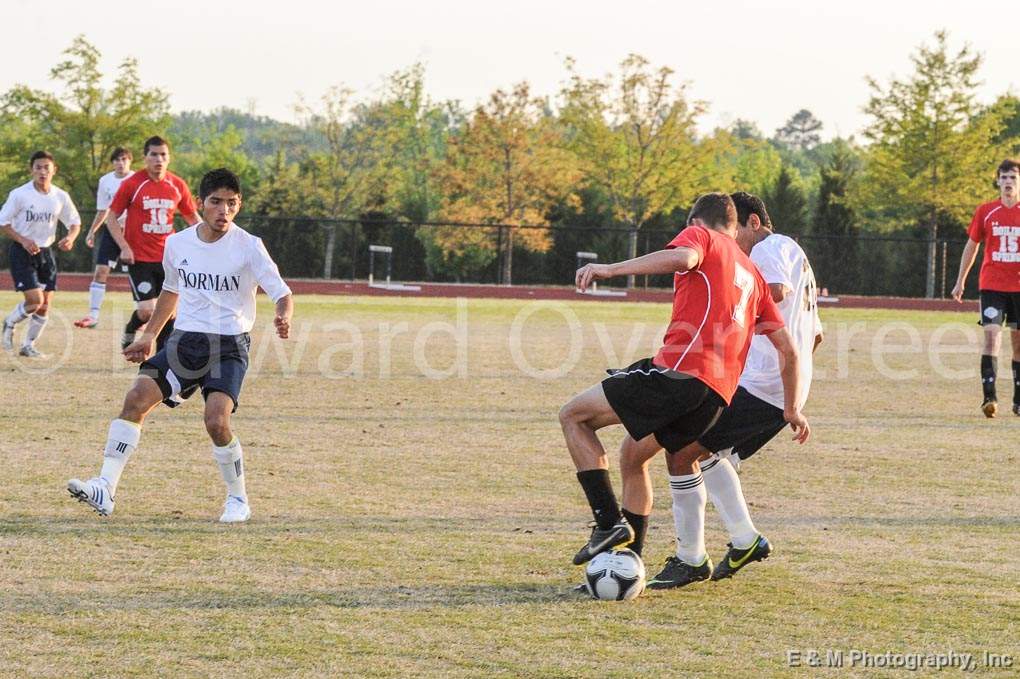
[{"x1": 2, "y1": 32, "x2": 1018, "y2": 294}]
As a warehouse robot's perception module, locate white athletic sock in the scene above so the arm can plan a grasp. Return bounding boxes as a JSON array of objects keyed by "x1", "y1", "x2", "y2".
[
  {"x1": 701, "y1": 454, "x2": 759, "y2": 549},
  {"x1": 669, "y1": 471, "x2": 707, "y2": 565},
  {"x1": 5, "y1": 302, "x2": 30, "y2": 326},
  {"x1": 99, "y1": 419, "x2": 141, "y2": 493},
  {"x1": 213, "y1": 438, "x2": 247, "y2": 501},
  {"x1": 23, "y1": 314, "x2": 48, "y2": 347},
  {"x1": 89, "y1": 282, "x2": 106, "y2": 317}
]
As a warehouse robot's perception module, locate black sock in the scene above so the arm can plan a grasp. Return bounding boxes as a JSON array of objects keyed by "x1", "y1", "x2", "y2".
[
  {"x1": 621, "y1": 508, "x2": 648, "y2": 556},
  {"x1": 1013, "y1": 360, "x2": 1020, "y2": 405},
  {"x1": 125, "y1": 310, "x2": 144, "y2": 334},
  {"x1": 576, "y1": 469, "x2": 621, "y2": 530},
  {"x1": 981, "y1": 355, "x2": 997, "y2": 401}
]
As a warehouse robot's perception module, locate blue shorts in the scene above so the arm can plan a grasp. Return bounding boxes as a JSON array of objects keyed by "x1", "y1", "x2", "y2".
[
  {"x1": 9, "y1": 242, "x2": 57, "y2": 292},
  {"x1": 140, "y1": 331, "x2": 251, "y2": 412},
  {"x1": 94, "y1": 229, "x2": 122, "y2": 268}
]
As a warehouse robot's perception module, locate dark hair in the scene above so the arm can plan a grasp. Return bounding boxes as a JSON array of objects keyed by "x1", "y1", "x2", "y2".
[
  {"x1": 730, "y1": 191, "x2": 773, "y2": 230},
  {"x1": 997, "y1": 158, "x2": 1020, "y2": 176},
  {"x1": 143, "y1": 136, "x2": 170, "y2": 154},
  {"x1": 199, "y1": 168, "x2": 242, "y2": 200},
  {"x1": 29, "y1": 150, "x2": 55, "y2": 166},
  {"x1": 687, "y1": 192, "x2": 737, "y2": 229},
  {"x1": 110, "y1": 147, "x2": 132, "y2": 162}
]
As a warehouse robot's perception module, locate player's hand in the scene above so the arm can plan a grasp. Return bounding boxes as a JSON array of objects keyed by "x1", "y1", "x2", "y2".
[
  {"x1": 274, "y1": 313, "x2": 291, "y2": 339},
  {"x1": 785, "y1": 409, "x2": 811, "y2": 444},
  {"x1": 85, "y1": 233, "x2": 95, "y2": 248},
  {"x1": 950, "y1": 282, "x2": 964, "y2": 303},
  {"x1": 19, "y1": 237, "x2": 40, "y2": 256},
  {"x1": 120, "y1": 244, "x2": 135, "y2": 265},
  {"x1": 575, "y1": 263, "x2": 613, "y2": 292},
  {"x1": 56, "y1": 236, "x2": 75, "y2": 252},
  {"x1": 123, "y1": 336, "x2": 155, "y2": 363}
]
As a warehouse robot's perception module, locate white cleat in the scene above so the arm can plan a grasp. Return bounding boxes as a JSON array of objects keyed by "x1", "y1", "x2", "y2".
[
  {"x1": 67, "y1": 477, "x2": 115, "y2": 516},
  {"x1": 18, "y1": 345, "x2": 46, "y2": 359},
  {"x1": 219, "y1": 495, "x2": 251, "y2": 523},
  {"x1": 2, "y1": 321, "x2": 13, "y2": 351}
]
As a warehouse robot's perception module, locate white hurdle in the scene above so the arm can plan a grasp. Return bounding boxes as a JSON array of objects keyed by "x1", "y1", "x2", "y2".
[
  {"x1": 575, "y1": 251, "x2": 627, "y2": 297},
  {"x1": 368, "y1": 244, "x2": 421, "y2": 292}
]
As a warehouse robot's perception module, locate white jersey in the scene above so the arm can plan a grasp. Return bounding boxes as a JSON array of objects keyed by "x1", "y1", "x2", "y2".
[
  {"x1": 96, "y1": 171, "x2": 133, "y2": 210},
  {"x1": 161, "y1": 224, "x2": 292, "y2": 335},
  {"x1": 0, "y1": 181, "x2": 81, "y2": 247},
  {"x1": 739, "y1": 234, "x2": 822, "y2": 411}
]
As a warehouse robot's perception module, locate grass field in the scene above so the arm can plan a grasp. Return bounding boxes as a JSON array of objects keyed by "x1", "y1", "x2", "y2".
[{"x1": 1, "y1": 291, "x2": 1018, "y2": 677}]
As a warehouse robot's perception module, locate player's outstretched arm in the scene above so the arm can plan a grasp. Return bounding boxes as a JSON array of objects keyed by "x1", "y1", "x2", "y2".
[
  {"x1": 766, "y1": 326, "x2": 810, "y2": 444},
  {"x1": 274, "y1": 294, "x2": 293, "y2": 339},
  {"x1": 123, "y1": 291, "x2": 179, "y2": 363},
  {"x1": 575, "y1": 248, "x2": 699, "y2": 292},
  {"x1": 951, "y1": 239, "x2": 980, "y2": 302}
]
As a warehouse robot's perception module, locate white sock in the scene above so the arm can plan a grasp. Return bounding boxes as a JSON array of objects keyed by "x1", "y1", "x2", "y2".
[
  {"x1": 5, "y1": 302, "x2": 30, "y2": 326},
  {"x1": 669, "y1": 471, "x2": 707, "y2": 565},
  {"x1": 213, "y1": 438, "x2": 247, "y2": 501},
  {"x1": 701, "y1": 454, "x2": 759, "y2": 549},
  {"x1": 99, "y1": 419, "x2": 141, "y2": 493},
  {"x1": 23, "y1": 313, "x2": 48, "y2": 346},
  {"x1": 89, "y1": 282, "x2": 106, "y2": 317}
]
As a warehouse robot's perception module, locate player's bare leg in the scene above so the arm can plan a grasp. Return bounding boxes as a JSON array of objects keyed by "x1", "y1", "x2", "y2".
[
  {"x1": 4, "y1": 288, "x2": 43, "y2": 353},
  {"x1": 205, "y1": 391, "x2": 251, "y2": 523},
  {"x1": 619, "y1": 434, "x2": 662, "y2": 556},
  {"x1": 122, "y1": 298, "x2": 155, "y2": 349},
  {"x1": 981, "y1": 325, "x2": 1002, "y2": 417},
  {"x1": 67, "y1": 376, "x2": 163, "y2": 516},
  {"x1": 559, "y1": 384, "x2": 633, "y2": 563}
]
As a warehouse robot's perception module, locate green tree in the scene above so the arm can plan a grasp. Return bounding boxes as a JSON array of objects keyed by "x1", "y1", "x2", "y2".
[
  {"x1": 811, "y1": 144, "x2": 860, "y2": 292},
  {"x1": 763, "y1": 165, "x2": 809, "y2": 236},
  {"x1": 560, "y1": 54, "x2": 716, "y2": 287},
  {"x1": 856, "y1": 30, "x2": 1010, "y2": 296},
  {"x1": 775, "y1": 109, "x2": 824, "y2": 151},
  {"x1": 0, "y1": 35, "x2": 169, "y2": 206}
]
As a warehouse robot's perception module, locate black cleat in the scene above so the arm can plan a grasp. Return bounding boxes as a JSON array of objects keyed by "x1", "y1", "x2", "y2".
[
  {"x1": 572, "y1": 521, "x2": 634, "y2": 565},
  {"x1": 710, "y1": 535, "x2": 773, "y2": 581},
  {"x1": 982, "y1": 398, "x2": 998, "y2": 418},
  {"x1": 1013, "y1": 403, "x2": 1020, "y2": 416},
  {"x1": 646, "y1": 555, "x2": 712, "y2": 590}
]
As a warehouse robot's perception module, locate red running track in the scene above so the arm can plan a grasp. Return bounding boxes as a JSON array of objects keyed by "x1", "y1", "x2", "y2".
[{"x1": 1, "y1": 272, "x2": 979, "y2": 313}]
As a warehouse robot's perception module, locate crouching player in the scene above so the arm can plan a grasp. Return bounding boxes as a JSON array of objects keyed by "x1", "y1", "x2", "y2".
[{"x1": 68, "y1": 169, "x2": 293, "y2": 522}]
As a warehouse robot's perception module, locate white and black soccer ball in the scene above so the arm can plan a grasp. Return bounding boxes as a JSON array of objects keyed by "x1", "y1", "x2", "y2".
[{"x1": 584, "y1": 548, "x2": 646, "y2": 601}]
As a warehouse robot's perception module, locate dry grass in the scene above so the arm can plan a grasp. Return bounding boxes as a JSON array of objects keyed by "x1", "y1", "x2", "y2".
[{"x1": 1, "y1": 292, "x2": 1018, "y2": 677}]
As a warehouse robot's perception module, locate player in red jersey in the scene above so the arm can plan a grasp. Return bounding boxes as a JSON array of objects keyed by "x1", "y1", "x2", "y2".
[
  {"x1": 951, "y1": 159, "x2": 1020, "y2": 418},
  {"x1": 560, "y1": 192, "x2": 809, "y2": 567},
  {"x1": 105, "y1": 136, "x2": 198, "y2": 350}
]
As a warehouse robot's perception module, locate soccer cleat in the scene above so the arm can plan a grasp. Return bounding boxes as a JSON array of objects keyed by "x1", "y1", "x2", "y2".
[
  {"x1": 120, "y1": 332, "x2": 135, "y2": 350},
  {"x1": 219, "y1": 495, "x2": 251, "y2": 523},
  {"x1": 710, "y1": 535, "x2": 773, "y2": 581},
  {"x1": 67, "y1": 477, "x2": 115, "y2": 516},
  {"x1": 646, "y1": 555, "x2": 713, "y2": 590},
  {"x1": 18, "y1": 345, "x2": 45, "y2": 359},
  {"x1": 1013, "y1": 403, "x2": 1020, "y2": 417},
  {"x1": 2, "y1": 320, "x2": 13, "y2": 351},
  {"x1": 981, "y1": 399, "x2": 997, "y2": 418},
  {"x1": 74, "y1": 316, "x2": 99, "y2": 329},
  {"x1": 572, "y1": 520, "x2": 634, "y2": 565}
]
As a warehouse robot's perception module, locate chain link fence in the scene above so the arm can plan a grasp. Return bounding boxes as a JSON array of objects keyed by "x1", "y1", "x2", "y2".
[{"x1": 0, "y1": 212, "x2": 981, "y2": 298}]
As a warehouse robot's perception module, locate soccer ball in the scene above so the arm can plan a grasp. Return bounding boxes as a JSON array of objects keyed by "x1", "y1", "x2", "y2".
[{"x1": 584, "y1": 548, "x2": 646, "y2": 601}]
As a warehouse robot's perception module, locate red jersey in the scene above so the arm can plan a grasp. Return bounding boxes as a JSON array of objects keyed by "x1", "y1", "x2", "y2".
[
  {"x1": 967, "y1": 200, "x2": 1020, "y2": 292},
  {"x1": 109, "y1": 171, "x2": 197, "y2": 263},
  {"x1": 652, "y1": 225, "x2": 784, "y2": 404}
]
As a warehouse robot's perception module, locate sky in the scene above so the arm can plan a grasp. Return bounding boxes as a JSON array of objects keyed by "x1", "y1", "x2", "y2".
[{"x1": 6, "y1": 0, "x2": 1017, "y2": 140}]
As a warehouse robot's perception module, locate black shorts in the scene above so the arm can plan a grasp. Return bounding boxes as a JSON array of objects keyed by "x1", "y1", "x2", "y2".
[
  {"x1": 602, "y1": 358, "x2": 725, "y2": 453},
  {"x1": 9, "y1": 243, "x2": 57, "y2": 292},
  {"x1": 128, "y1": 261, "x2": 165, "y2": 302},
  {"x1": 140, "y1": 331, "x2": 251, "y2": 412},
  {"x1": 979, "y1": 290, "x2": 1020, "y2": 328},
  {"x1": 698, "y1": 386, "x2": 787, "y2": 461},
  {"x1": 94, "y1": 229, "x2": 122, "y2": 268}
]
